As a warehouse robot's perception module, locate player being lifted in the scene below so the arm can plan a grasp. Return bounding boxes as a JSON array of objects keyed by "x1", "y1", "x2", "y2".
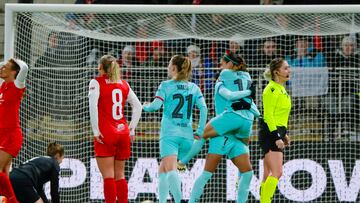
[
  {"x1": 89, "y1": 55, "x2": 142, "y2": 203},
  {"x1": 187, "y1": 51, "x2": 259, "y2": 203},
  {"x1": 143, "y1": 55, "x2": 207, "y2": 203},
  {"x1": 0, "y1": 58, "x2": 28, "y2": 203}
]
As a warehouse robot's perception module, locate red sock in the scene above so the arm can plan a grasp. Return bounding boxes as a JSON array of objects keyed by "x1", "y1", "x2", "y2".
[
  {"x1": 103, "y1": 178, "x2": 116, "y2": 203},
  {"x1": 115, "y1": 179, "x2": 128, "y2": 203},
  {"x1": 0, "y1": 172, "x2": 18, "y2": 203}
]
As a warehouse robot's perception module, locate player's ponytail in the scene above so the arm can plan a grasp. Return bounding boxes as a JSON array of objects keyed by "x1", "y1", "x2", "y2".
[
  {"x1": 100, "y1": 55, "x2": 121, "y2": 83},
  {"x1": 47, "y1": 142, "x2": 64, "y2": 158},
  {"x1": 171, "y1": 55, "x2": 192, "y2": 81},
  {"x1": 264, "y1": 57, "x2": 285, "y2": 81}
]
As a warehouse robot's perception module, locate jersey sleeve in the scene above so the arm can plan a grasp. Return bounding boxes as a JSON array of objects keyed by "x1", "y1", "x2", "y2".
[
  {"x1": 218, "y1": 83, "x2": 251, "y2": 101},
  {"x1": 194, "y1": 86, "x2": 208, "y2": 136},
  {"x1": 126, "y1": 87, "x2": 142, "y2": 135},
  {"x1": 14, "y1": 59, "x2": 29, "y2": 89},
  {"x1": 49, "y1": 163, "x2": 60, "y2": 203},
  {"x1": 218, "y1": 69, "x2": 233, "y2": 82},
  {"x1": 263, "y1": 86, "x2": 280, "y2": 132},
  {"x1": 143, "y1": 82, "x2": 165, "y2": 112},
  {"x1": 88, "y1": 79, "x2": 101, "y2": 136}
]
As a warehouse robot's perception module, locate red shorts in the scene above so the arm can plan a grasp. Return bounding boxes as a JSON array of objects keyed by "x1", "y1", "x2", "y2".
[
  {"x1": 0, "y1": 128, "x2": 23, "y2": 157},
  {"x1": 94, "y1": 132, "x2": 131, "y2": 160}
]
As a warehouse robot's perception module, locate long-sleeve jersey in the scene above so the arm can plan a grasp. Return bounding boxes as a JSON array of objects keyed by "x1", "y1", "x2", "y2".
[
  {"x1": 143, "y1": 79, "x2": 208, "y2": 138},
  {"x1": 88, "y1": 75, "x2": 142, "y2": 136},
  {"x1": 11, "y1": 156, "x2": 60, "y2": 203},
  {"x1": 217, "y1": 69, "x2": 260, "y2": 120},
  {"x1": 262, "y1": 80, "x2": 292, "y2": 132}
]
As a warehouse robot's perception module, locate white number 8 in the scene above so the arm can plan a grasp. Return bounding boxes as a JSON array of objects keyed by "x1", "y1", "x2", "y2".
[{"x1": 112, "y1": 89, "x2": 123, "y2": 120}]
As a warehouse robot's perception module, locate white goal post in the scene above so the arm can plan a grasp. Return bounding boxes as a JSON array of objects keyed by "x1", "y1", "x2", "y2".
[{"x1": 4, "y1": 3, "x2": 360, "y2": 203}]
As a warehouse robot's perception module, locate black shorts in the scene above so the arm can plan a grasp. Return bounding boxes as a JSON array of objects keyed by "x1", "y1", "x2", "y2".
[
  {"x1": 10, "y1": 170, "x2": 40, "y2": 203},
  {"x1": 258, "y1": 118, "x2": 283, "y2": 157}
]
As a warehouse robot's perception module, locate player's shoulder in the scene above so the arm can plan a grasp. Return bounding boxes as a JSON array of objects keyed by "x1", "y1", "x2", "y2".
[
  {"x1": 219, "y1": 69, "x2": 234, "y2": 79},
  {"x1": 263, "y1": 81, "x2": 281, "y2": 95}
]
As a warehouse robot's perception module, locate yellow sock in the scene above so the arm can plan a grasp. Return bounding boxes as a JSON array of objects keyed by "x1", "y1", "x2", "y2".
[
  {"x1": 260, "y1": 182, "x2": 266, "y2": 203},
  {"x1": 262, "y1": 176, "x2": 279, "y2": 203}
]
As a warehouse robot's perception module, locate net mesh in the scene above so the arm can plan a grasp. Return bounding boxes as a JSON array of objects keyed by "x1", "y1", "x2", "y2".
[{"x1": 8, "y1": 6, "x2": 360, "y2": 203}]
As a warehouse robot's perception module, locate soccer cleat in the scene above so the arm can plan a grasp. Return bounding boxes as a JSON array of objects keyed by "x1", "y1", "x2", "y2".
[{"x1": 177, "y1": 161, "x2": 187, "y2": 172}]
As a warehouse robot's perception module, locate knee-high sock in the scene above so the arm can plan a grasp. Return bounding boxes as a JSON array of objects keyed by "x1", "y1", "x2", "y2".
[
  {"x1": 0, "y1": 172, "x2": 18, "y2": 203},
  {"x1": 115, "y1": 179, "x2": 128, "y2": 203},
  {"x1": 262, "y1": 176, "x2": 279, "y2": 203},
  {"x1": 237, "y1": 170, "x2": 253, "y2": 203},
  {"x1": 167, "y1": 170, "x2": 182, "y2": 203},
  {"x1": 180, "y1": 138, "x2": 205, "y2": 165},
  {"x1": 189, "y1": 170, "x2": 213, "y2": 203},
  {"x1": 158, "y1": 172, "x2": 169, "y2": 203},
  {"x1": 260, "y1": 181, "x2": 266, "y2": 203},
  {"x1": 103, "y1": 178, "x2": 116, "y2": 203}
]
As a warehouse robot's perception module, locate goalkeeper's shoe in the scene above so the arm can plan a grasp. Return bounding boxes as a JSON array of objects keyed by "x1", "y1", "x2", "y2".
[{"x1": 177, "y1": 161, "x2": 187, "y2": 172}]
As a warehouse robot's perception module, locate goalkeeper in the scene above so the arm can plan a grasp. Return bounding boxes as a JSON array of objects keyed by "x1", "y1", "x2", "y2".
[
  {"x1": 10, "y1": 142, "x2": 64, "y2": 203},
  {"x1": 259, "y1": 58, "x2": 291, "y2": 203},
  {"x1": 186, "y1": 52, "x2": 259, "y2": 203}
]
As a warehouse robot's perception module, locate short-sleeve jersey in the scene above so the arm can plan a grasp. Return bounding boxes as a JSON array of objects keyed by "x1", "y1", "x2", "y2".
[
  {"x1": 156, "y1": 80, "x2": 204, "y2": 139},
  {"x1": 0, "y1": 81, "x2": 25, "y2": 129},
  {"x1": 218, "y1": 69, "x2": 255, "y2": 120},
  {"x1": 95, "y1": 75, "x2": 130, "y2": 135}
]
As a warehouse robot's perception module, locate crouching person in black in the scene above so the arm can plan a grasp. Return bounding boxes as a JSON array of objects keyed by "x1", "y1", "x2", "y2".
[{"x1": 10, "y1": 142, "x2": 64, "y2": 203}]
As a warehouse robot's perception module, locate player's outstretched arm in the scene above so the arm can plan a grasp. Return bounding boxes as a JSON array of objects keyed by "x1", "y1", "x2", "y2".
[{"x1": 217, "y1": 82, "x2": 251, "y2": 101}]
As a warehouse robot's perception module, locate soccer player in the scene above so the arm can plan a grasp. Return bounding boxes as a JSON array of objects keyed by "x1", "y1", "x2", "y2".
[
  {"x1": 0, "y1": 58, "x2": 28, "y2": 203},
  {"x1": 88, "y1": 55, "x2": 142, "y2": 203},
  {"x1": 143, "y1": 55, "x2": 207, "y2": 203},
  {"x1": 10, "y1": 142, "x2": 64, "y2": 203},
  {"x1": 189, "y1": 52, "x2": 259, "y2": 203},
  {"x1": 259, "y1": 58, "x2": 291, "y2": 203}
]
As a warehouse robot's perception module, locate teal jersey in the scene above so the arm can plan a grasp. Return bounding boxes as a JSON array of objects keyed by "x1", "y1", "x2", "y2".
[
  {"x1": 214, "y1": 81, "x2": 227, "y2": 115},
  {"x1": 218, "y1": 69, "x2": 260, "y2": 120},
  {"x1": 146, "y1": 79, "x2": 207, "y2": 139}
]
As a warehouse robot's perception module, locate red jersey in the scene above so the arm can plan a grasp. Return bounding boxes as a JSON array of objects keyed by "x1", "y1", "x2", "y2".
[
  {"x1": 95, "y1": 75, "x2": 130, "y2": 136},
  {"x1": 0, "y1": 81, "x2": 25, "y2": 129}
]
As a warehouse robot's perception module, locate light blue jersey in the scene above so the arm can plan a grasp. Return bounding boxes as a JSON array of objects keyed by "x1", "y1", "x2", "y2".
[
  {"x1": 143, "y1": 80, "x2": 207, "y2": 139},
  {"x1": 218, "y1": 69, "x2": 260, "y2": 120}
]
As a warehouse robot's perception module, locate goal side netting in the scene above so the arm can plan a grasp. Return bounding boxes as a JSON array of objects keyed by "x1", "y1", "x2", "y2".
[{"x1": 5, "y1": 4, "x2": 360, "y2": 203}]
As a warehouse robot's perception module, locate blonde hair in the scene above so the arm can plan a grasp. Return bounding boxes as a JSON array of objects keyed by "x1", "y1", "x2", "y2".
[
  {"x1": 100, "y1": 55, "x2": 121, "y2": 82},
  {"x1": 171, "y1": 55, "x2": 192, "y2": 81},
  {"x1": 263, "y1": 58, "x2": 285, "y2": 81},
  {"x1": 47, "y1": 142, "x2": 64, "y2": 157}
]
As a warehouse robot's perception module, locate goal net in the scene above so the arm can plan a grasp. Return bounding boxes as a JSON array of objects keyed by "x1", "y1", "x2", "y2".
[{"x1": 5, "y1": 4, "x2": 360, "y2": 203}]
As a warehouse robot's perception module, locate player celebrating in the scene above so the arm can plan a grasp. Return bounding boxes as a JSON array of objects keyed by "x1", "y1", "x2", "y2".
[
  {"x1": 0, "y1": 58, "x2": 28, "y2": 203},
  {"x1": 88, "y1": 55, "x2": 142, "y2": 203},
  {"x1": 143, "y1": 55, "x2": 207, "y2": 203},
  {"x1": 259, "y1": 58, "x2": 291, "y2": 203},
  {"x1": 10, "y1": 142, "x2": 64, "y2": 203},
  {"x1": 189, "y1": 52, "x2": 259, "y2": 203}
]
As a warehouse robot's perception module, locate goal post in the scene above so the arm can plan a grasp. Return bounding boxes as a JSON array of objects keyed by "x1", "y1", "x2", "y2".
[{"x1": 5, "y1": 3, "x2": 360, "y2": 203}]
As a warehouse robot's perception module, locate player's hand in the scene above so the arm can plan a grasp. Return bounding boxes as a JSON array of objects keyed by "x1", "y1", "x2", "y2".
[
  {"x1": 194, "y1": 133, "x2": 201, "y2": 140},
  {"x1": 94, "y1": 134, "x2": 104, "y2": 144},
  {"x1": 129, "y1": 128, "x2": 135, "y2": 142},
  {"x1": 283, "y1": 135, "x2": 290, "y2": 147},
  {"x1": 177, "y1": 161, "x2": 187, "y2": 173},
  {"x1": 275, "y1": 139, "x2": 285, "y2": 149},
  {"x1": 143, "y1": 102, "x2": 150, "y2": 106}
]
